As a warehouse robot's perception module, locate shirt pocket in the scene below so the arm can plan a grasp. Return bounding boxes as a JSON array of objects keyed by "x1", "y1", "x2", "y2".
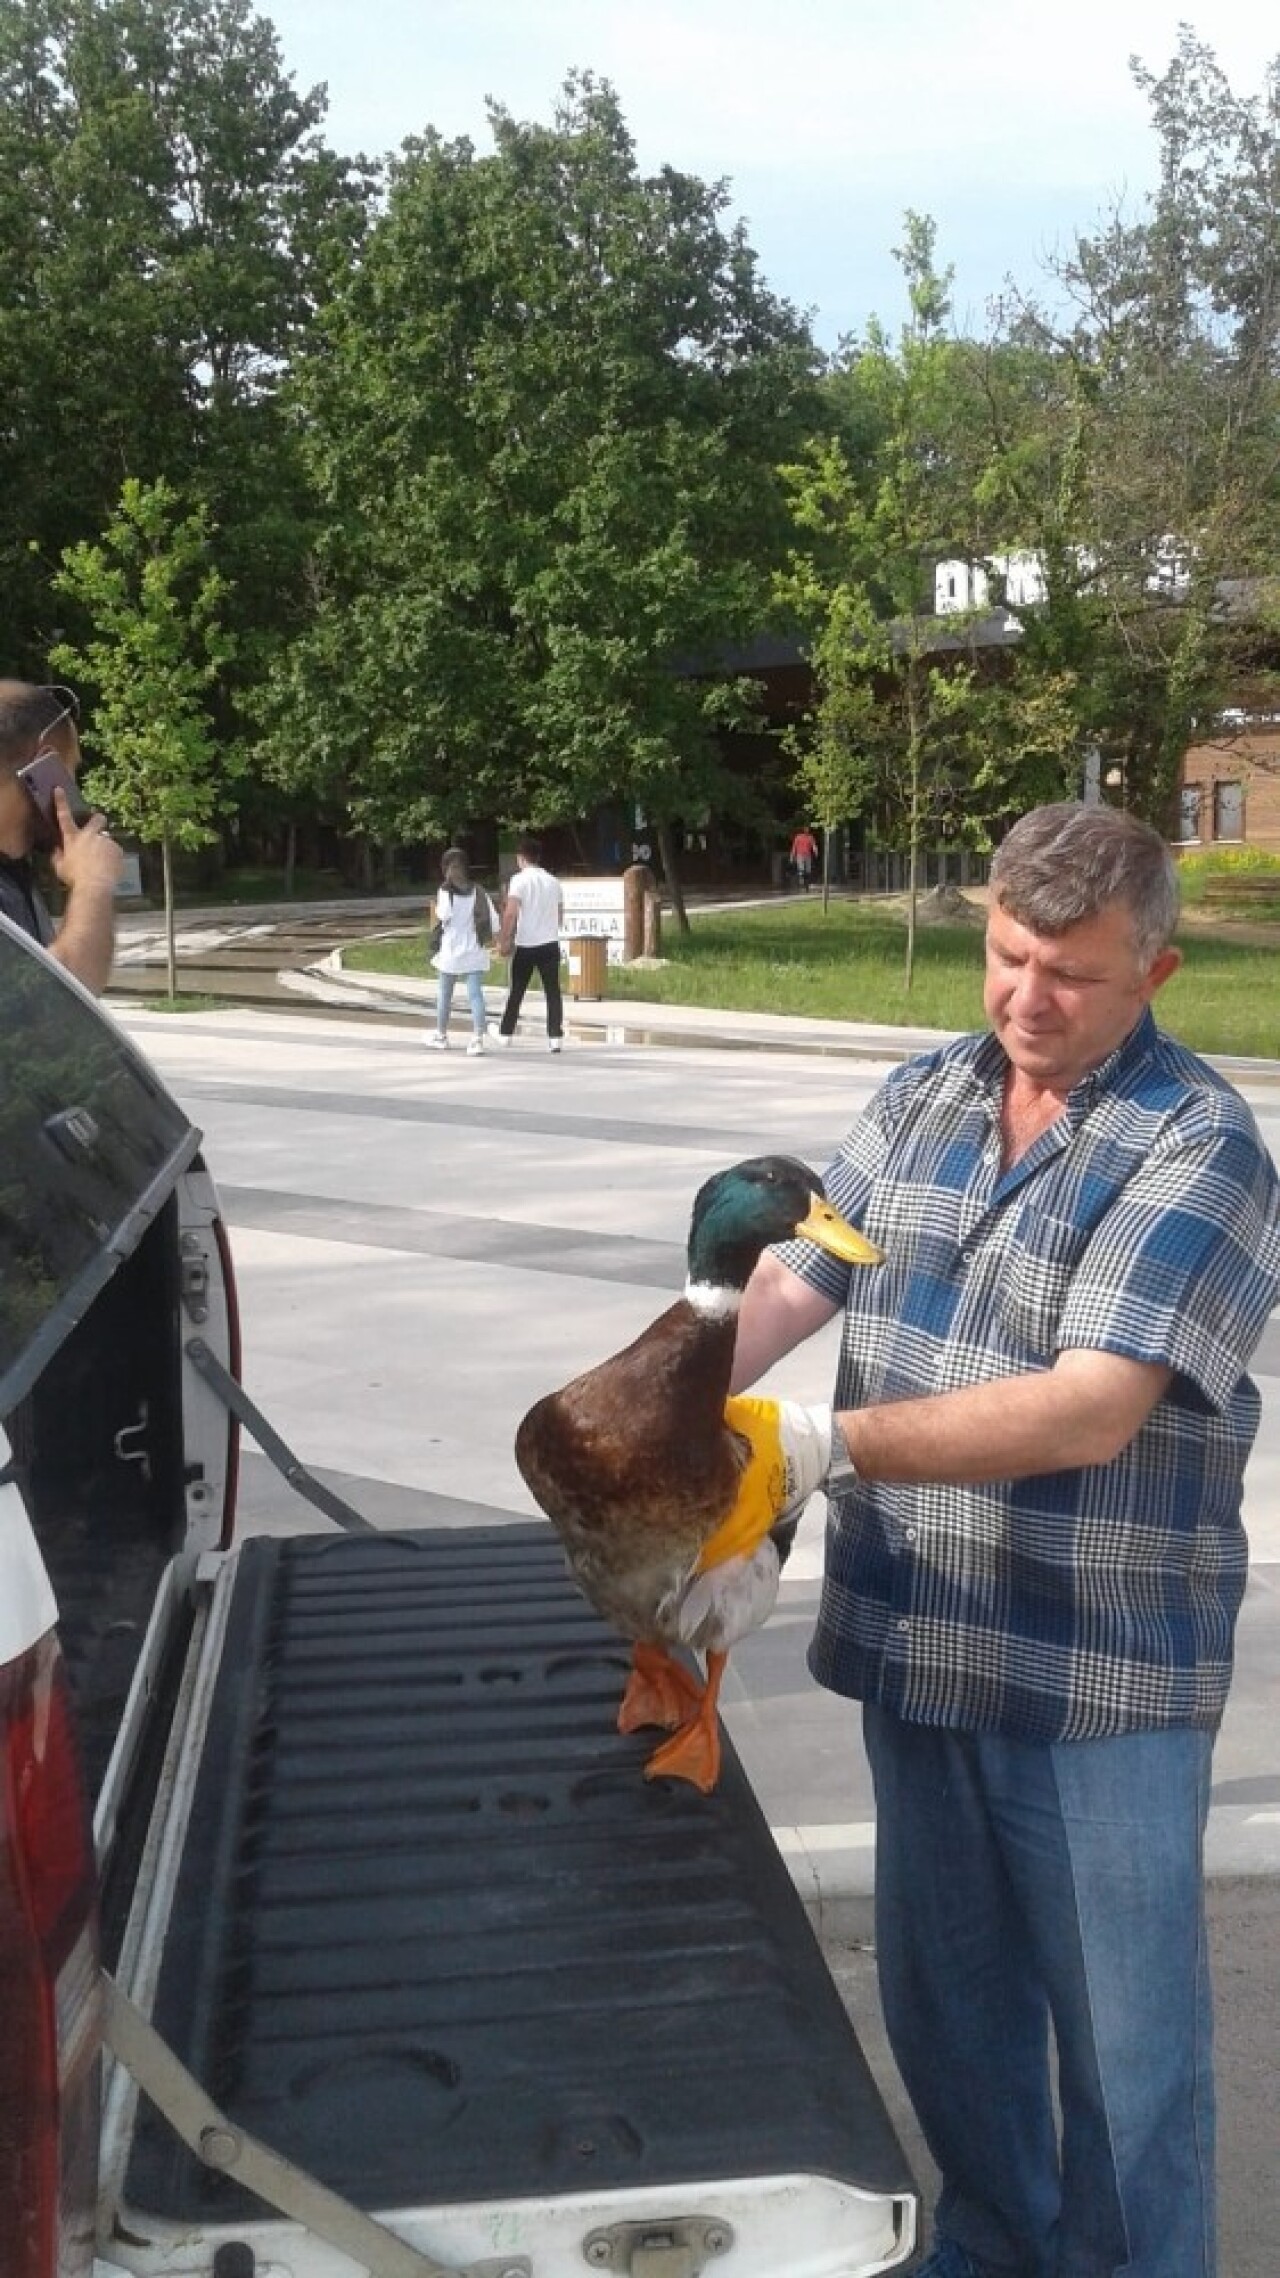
[{"x1": 997, "y1": 1211, "x2": 1084, "y2": 1361}]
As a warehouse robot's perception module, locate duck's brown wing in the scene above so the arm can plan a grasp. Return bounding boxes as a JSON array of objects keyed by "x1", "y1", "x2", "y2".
[{"x1": 514, "y1": 1301, "x2": 744, "y2": 1637}]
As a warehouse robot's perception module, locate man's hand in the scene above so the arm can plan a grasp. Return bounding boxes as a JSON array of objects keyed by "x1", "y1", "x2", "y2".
[
  {"x1": 727, "y1": 1394, "x2": 835, "y2": 1517},
  {"x1": 51, "y1": 791, "x2": 123, "y2": 897},
  {"x1": 48, "y1": 790, "x2": 122, "y2": 994},
  {"x1": 695, "y1": 1395, "x2": 835, "y2": 1573}
]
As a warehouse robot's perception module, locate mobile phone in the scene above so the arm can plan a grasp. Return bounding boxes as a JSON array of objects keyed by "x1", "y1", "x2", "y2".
[{"x1": 16, "y1": 749, "x2": 90, "y2": 849}]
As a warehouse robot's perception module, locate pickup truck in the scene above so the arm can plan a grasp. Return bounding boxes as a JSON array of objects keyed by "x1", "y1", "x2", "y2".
[{"x1": 0, "y1": 915, "x2": 917, "y2": 2278}]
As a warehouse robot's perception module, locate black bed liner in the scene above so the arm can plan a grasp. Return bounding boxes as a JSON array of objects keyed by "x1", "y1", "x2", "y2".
[{"x1": 126, "y1": 1524, "x2": 910, "y2": 2225}]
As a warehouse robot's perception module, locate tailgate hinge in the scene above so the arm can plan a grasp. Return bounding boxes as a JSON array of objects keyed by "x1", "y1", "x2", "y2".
[{"x1": 101, "y1": 1973, "x2": 529, "y2": 2278}]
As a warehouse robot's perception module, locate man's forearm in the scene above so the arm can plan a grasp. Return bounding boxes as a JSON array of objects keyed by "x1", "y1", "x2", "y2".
[
  {"x1": 730, "y1": 1250, "x2": 840, "y2": 1390},
  {"x1": 52, "y1": 883, "x2": 117, "y2": 994},
  {"x1": 838, "y1": 1347, "x2": 1173, "y2": 1484}
]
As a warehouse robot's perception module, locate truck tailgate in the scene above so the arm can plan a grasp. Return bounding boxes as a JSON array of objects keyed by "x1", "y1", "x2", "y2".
[{"x1": 122, "y1": 1524, "x2": 913, "y2": 2258}]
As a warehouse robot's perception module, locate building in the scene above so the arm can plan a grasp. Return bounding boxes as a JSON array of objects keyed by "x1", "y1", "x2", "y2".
[{"x1": 1177, "y1": 709, "x2": 1280, "y2": 855}]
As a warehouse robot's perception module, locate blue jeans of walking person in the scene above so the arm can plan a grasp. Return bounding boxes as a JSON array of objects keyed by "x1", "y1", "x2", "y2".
[
  {"x1": 435, "y1": 966, "x2": 486, "y2": 1041},
  {"x1": 863, "y1": 1707, "x2": 1216, "y2": 2278}
]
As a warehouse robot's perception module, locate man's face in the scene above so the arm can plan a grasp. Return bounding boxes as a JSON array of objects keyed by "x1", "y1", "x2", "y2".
[{"x1": 984, "y1": 897, "x2": 1181, "y2": 1093}]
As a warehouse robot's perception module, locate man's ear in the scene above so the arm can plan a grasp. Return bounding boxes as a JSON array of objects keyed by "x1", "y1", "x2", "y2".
[{"x1": 1144, "y1": 945, "x2": 1182, "y2": 1000}]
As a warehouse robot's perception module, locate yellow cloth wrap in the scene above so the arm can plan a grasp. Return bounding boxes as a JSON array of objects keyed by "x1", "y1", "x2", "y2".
[{"x1": 695, "y1": 1396, "x2": 789, "y2": 1573}]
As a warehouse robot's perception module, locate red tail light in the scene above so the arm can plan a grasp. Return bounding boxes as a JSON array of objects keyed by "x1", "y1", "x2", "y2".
[{"x1": 0, "y1": 1632, "x2": 101, "y2": 2278}]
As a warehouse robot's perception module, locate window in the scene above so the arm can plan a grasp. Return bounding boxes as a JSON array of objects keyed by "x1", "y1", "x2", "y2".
[
  {"x1": 1213, "y1": 781, "x2": 1244, "y2": 842},
  {"x1": 0, "y1": 921, "x2": 198, "y2": 1414},
  {"x1": 1178, "y1": 787, "x2": 1202, "y2": 844}
]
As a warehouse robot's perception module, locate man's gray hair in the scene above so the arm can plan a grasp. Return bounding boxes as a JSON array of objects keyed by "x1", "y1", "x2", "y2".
[
  {"x1": 0, "y1": 680, "x2": 71, "y2": 776},
  {"x1": 990, "y1": 802, "x2": 1180, "y2": 964}
]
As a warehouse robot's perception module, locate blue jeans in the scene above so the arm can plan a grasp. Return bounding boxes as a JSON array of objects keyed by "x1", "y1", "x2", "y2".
[
  {"x1": 436, "y1": 968, "x2": 487, "y2": 1037},
  {"x1": 862, "y1": 1706, "x2": 1216, "y2": 2278}
]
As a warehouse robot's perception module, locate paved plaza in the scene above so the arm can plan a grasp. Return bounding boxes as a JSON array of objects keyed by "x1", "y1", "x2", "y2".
[{"x1": 110, "y1": 991, "x2": 1280, "y2": 1893}]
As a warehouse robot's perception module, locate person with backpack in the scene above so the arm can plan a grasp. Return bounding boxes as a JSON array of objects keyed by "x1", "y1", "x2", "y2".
[{"x1": 427, "y1": 847, "x2": 499, "y2": 1055}]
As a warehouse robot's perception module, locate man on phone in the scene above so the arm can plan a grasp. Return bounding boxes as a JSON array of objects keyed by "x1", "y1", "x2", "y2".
[{"x1": 0, "y1": 679, "x2": 122, "y2": 993}]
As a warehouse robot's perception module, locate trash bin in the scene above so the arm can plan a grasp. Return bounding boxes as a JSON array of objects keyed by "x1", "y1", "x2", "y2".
[{"x1": 567, "y1": 933, "x2": 608, "y2": 1000}]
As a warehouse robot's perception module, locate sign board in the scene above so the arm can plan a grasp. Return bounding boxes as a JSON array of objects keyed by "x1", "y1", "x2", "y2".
[
  {"x1": 560, "y1": 876, "x2": 627, "y2": 964},
  {"x1": 114, "y1": 849, "x2": 144, "y2": 901}
]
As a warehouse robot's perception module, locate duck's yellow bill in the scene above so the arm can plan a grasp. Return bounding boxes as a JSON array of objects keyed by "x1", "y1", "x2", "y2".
[{"x1": 796, "y1": 1192, "x2": 882, "y2": 1266}]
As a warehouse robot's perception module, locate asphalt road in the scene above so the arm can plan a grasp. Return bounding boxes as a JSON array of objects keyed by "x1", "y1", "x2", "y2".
[{"x1": 109, "y1": 993, "x2": 1280, "y2": 2277}]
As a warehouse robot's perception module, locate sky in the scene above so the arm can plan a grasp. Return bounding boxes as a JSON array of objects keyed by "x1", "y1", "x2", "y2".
[{"x1": 263, "y1": 0, "x2": 1278, "y2": 348}]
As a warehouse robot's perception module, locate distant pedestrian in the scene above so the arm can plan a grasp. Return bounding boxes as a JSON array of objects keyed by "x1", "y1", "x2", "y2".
[
  {"x1": 790, "y1": 824, "x2": 819, "y2": 891},
  {"x1": 427, "y1": 847, "x2": 498, "y2": 1056},
  {"x1": 495, "y1": 834, "x2": 565, "y2": 1052}
]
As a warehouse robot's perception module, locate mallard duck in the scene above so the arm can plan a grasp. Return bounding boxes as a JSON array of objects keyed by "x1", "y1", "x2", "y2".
[{"x1": 515, "y1": 1155, "x2": 881, "y2": 1791}]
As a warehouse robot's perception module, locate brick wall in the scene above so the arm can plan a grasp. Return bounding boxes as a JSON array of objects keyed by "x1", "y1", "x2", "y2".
[{"x1": 1178, "y1": 735, "x2": 1280, "y2": 853}]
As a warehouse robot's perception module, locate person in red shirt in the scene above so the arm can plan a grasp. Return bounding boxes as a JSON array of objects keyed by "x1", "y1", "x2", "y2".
[{"x1": 790, "y1": 825, "x2": 819, "y2": 891}]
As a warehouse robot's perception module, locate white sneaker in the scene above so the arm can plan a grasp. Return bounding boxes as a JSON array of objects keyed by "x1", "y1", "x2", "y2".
[
  {"x1": 466, "y1": 1037, "x2": 485, "y2": 1056},
  {"x1": 426, "y1": 1032, "x2": 449, "y2": 1050},
  {"x1": 495, "y1": 1034, "x2": 513, "y2": 1048},
  {"x1": 548, "y1": 1038, "x2": 562, "y2": 1053}
]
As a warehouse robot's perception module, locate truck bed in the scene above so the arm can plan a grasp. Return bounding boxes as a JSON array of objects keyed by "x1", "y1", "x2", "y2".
[{"x1": 124, "y1": 1524, "x2": 912, "y2": 2228}]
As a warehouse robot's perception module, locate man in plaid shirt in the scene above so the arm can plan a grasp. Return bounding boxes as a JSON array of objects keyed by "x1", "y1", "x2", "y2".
[{"x1": 734, "y1": 803, "x2": 1280, "y2": 2278}]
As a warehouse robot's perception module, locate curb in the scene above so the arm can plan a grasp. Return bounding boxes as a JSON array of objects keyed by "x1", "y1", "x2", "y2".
[{"x1": 281, "y1": 948, "x2": 1280, "y2": 1083}]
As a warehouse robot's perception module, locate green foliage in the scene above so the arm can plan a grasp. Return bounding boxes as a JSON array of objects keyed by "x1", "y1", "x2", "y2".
[
  {"x1": 0, "y1": 0, "x2": 374, "y2": 690},
  {"x1": 265, "y1": 73, "x2": 820, "y2": 858},
  {"x1": 986, "y1": 30, "x2": 1280, "y2": 827},
  {"x1": 779, "y1": 220, "x2": 1080, "y2": 983},
  {"x1": 51, "y1": 475, "x2": 234, "y2": 849},
  {"x1": 1179, "y1": 846, "x2": 1280, "y2": 877}
]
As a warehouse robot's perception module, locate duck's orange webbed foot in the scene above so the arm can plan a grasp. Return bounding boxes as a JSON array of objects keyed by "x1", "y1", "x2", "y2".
[
  {"x1": 617, "y1": 1640, "x2": 705, "y2": 1734},
  {"x1": 642, "y1": 1650, "x2": 728, "y2": 1794}
]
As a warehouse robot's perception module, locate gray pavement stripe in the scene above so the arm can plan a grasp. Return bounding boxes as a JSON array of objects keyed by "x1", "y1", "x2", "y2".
[
  {"x1": 176, "y1": 1075, "x2": 845, "y2": 1161},
  {"x1": 218, "y1": 1182, "x2": 687, "y2": 1290}
]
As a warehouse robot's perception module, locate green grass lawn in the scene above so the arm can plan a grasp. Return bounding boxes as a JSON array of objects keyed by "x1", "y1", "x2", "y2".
[{"x1": 346, "y1": 898, "x2": 1280, "y2": 1059}]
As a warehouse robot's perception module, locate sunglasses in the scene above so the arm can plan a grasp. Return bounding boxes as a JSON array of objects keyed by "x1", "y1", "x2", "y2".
[{"x1": 35, "y1": 684, "x2": 81, "y2": 745}]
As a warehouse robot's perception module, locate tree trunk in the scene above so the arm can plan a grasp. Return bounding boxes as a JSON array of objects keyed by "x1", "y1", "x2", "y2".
[
  {"x1": 162, "y1": 831, "x2": 177, "y2": 1003},
  {"x1": 821, "y1": 827, "x2": 832, "y2": 913},
  {"x1": 284, "y1": 821, "x2": 297, "y2": 897},
  {"x1": 656, "y1": 820, "x2": 689, "y2": 936},
  {"x1": 904, "y1": 672, "x2": 921, "y2": 994}
]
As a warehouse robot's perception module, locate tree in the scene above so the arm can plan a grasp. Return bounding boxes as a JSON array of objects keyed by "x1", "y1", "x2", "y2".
[
  {"x1": 268, "y1": 74, "x2": 820, "y2": 919},
  {"x1": 0, "y1": 0, "x2": 373, "y2": 718},
  {"x1": 781, "y1": 217, "x2": 1077, "y2": 984},
  {"x1": 51, "y1": 477, "x2": 235, "y2": 998},
  {"x1": 977, "y1": 32, "x2": 1280, "y2": 827}
]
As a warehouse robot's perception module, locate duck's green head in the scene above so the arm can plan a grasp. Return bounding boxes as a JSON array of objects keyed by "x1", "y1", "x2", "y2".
[{"x1": 685, "y1": 1155, "x2": 881, "y2": 1300}]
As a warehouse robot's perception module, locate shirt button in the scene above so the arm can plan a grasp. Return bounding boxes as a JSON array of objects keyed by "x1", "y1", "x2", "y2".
[
  {"x1": 904, "y1": 1527, "x2": 918, "y2": 1544},
  {"x1": 897, "y1": 1619, "x2": 910, "y2": 1633}
]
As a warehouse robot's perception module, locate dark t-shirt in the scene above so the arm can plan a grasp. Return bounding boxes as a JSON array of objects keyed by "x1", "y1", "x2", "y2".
[{"x1": 0, "y1": 854, "x2": 54, "y2": 946}]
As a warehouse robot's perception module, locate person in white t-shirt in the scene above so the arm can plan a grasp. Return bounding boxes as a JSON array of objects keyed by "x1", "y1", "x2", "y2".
[
  {"x1": 495, "y1": 834, "x2": 565, "y2": 1051},
  {"x1": 427, "y1": 847, "x2": 499, "y2": 1055}
]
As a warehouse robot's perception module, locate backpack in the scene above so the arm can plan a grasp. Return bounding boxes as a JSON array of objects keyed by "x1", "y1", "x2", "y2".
[{"x1": 433, "y1": 885, "x2": 493, "y2": 951}]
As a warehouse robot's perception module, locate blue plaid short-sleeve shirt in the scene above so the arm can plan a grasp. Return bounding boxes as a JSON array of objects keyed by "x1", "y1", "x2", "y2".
[{"x1": 777, "y1": 1011, "x2": 1280, "y2": 1742}]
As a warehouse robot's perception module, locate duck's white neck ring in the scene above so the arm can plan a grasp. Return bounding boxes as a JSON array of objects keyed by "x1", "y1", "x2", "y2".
[{"x1": 684, "y1": 1279, "x2": 742, "y2": 1322}]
